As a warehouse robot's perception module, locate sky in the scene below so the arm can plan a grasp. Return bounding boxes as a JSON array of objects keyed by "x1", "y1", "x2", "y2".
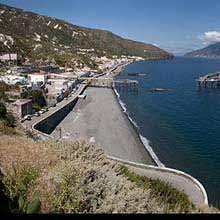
[{"x1": 1, "y1": 0, "x2": 220, "y2": 55}]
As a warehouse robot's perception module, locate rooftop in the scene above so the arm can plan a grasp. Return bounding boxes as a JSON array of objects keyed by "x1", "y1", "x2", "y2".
[{"x1": 14, "y1": 99, "x2": 32, "y2": 105}]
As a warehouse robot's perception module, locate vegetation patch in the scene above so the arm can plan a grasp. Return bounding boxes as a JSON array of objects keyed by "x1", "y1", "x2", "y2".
[
  {"x1": 0, "y1": 102, "x2": 17, "y2": 135},
  {"x1": 0, "y1": 135, "x2": 216, "y2": 213},
  {"x1": 120, "y1": 165, "x2": 195, "y2": 213},
  {"x1": 21, "y1": 89, "x2": 46, "y2": 111},
  {"x1": 2, "y1": 165, "x2": 40, "y2": 213}
]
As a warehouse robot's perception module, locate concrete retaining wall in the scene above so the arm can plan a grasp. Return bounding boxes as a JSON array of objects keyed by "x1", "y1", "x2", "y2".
[
  {"x1": 33, "y1": 85, "x2": 87, "y2": 136},
  {"x1": 34, "y1": 98, "x2": 79, "y2": 134}
]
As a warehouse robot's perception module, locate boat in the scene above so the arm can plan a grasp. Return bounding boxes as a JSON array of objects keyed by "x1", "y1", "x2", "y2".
[
  {"x1": 126, "y1": 73, "x2": 147, "y2": 76},
  {"x1": 150, "y1": 88, "x2": 171, "y2": 92},
  {"x1": 127, "y1": 73, "x2": 139, "y2": 76}
]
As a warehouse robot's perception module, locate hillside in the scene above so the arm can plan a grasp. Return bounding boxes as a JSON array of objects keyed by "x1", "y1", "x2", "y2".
[
  {"x1": 0, "y1": 133, "x2": 214, "y2": 213},
  {"x1": 0, "y1": 3, "x2": 173, "y2": 68},
  {"x1": 185, "y1": 42, "x2": 220, "y2": 58}
]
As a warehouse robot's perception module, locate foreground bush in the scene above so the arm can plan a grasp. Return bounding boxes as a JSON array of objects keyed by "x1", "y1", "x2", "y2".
[{"x1": 0, "y1": 135, "x2": 216, "y2": 213}]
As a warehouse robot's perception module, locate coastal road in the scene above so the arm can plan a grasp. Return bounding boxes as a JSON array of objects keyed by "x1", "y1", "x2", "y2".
[{"x1": 23, "y1": 84, "x2": 87, "y2": 131}]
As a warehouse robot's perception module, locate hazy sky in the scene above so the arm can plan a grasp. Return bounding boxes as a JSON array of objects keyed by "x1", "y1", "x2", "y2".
[{"x1": 1, "y1": 0, "x2": 220, "y2": 55}]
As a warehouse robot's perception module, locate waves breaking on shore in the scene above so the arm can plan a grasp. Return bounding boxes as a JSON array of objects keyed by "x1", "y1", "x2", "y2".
[{"x1": 112, "y1": 85, "x2": 165, "y2": 168}]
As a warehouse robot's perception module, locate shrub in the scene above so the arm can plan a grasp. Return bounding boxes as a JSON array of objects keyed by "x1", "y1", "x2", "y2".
[
  {"x1": 0, "y1": 121, "x2": 17, "y2": 135},
  {"x1": 0, "y1": 136, "x2": 216, "y2": 214},
  {"x1": 2, "y1": 165, "x2": 40, "y2": 213}
]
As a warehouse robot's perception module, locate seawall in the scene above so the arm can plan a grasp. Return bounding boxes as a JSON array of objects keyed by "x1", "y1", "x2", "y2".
[{"x1": 32, "y1": 84, "x2": 87, "y2": 139}]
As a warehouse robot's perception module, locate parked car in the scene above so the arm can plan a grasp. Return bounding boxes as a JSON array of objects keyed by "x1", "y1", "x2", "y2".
[
  {"x1": 24, "y1": 115, "x2": 32, "y2": 121},
  {"x1": 39, "y1": 110, "x2": 44, "y2": 114},
  {"x1": 34, "y1": 112, "x2": 40, "y2": 117}
]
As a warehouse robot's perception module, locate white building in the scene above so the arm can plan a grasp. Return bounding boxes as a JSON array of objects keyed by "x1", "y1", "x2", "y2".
[
  {"x1": 0, "y1": 53, "x2": 17, "y2": 61},
  {"x1": 47, "y1": 79, "x2": 69, "y2": 95},
  {"x1": 28, "y1": 73, "x2": 47, "y2": 86}
]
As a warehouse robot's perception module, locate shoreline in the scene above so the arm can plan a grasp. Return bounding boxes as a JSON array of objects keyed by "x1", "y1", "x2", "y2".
[
  {"x1": 112, "y1": 85, "x2": 165, "y2": 167},
  {"x1": 51, "y1": 86, "x2": 154, "y2": 164},
  {"x1": 111, "y1": 61, "x2": 165, "y2": 167}
]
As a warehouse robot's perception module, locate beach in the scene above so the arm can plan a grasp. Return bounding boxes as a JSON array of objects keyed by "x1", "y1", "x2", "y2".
[{"x1": 52, "y1": 86, "x2": 155, "y2": 165}]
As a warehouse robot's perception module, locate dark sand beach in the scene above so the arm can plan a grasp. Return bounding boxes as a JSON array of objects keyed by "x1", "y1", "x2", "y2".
[{"x1": 52, "y1": 87, "x2": 154, "y2": 165}]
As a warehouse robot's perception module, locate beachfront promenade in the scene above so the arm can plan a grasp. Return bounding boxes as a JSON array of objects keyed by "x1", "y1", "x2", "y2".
[{"x1": 26, "y1": 63, "x2": 209, "y2": 208}]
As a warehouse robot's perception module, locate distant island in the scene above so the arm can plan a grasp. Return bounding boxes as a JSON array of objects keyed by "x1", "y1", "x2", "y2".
[{"x1": 185, "y1": 42, "x2": 220, "y2": 58}]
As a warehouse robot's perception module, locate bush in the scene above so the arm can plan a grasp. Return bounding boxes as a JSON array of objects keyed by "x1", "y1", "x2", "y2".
[
  {"x1": 2, "y1": 165, "x2": 40, "y2": 213},
  {"x1": 0, "y1": 137, "x2": 215, "y2": 214},
  {"x1": 21, "y1": 89, "x2": 46, "y2": 111}
]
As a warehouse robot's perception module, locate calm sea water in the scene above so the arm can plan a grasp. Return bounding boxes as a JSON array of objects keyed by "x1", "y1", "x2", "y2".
[{"x1": 115, "y1": 57, "x2": 220, "y2": 206}]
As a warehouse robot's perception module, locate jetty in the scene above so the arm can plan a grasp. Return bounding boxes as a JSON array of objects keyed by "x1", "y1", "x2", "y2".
[
  {"x1": 197, "y1": 72, "x2": 220, "y2": 88},
  {"x1": 68, "y1": 76, "x2": 138, "y2": 91}
]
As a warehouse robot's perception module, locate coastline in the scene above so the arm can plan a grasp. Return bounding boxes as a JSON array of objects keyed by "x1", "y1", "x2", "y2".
[
  {"x1": 112, "y1": 85, "x2": 165, "y2": 167},
  {"x1": 30, "y1": 60, "x2": 210, "y2": 207},
  {"x1": 51, "y1": 86, "x2": 154, "y2": 164},
  {"x1": 111, "y1": 61, "x2": 165, "y2": 167}
]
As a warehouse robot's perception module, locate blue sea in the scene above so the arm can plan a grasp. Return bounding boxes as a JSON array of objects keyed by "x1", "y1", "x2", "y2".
[{"x1": 115, "y1": 57, "x2": 220, "y2": 206}]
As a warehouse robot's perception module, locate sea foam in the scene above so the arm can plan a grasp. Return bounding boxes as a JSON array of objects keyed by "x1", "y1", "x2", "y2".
[{"x1": 113, "y1": 84, "x2": 165, "y2": 168}]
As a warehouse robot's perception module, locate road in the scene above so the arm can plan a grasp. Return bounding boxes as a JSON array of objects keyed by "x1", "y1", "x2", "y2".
[{"x1": 23, "y1": 84, "x2": 87, "y2": 131}]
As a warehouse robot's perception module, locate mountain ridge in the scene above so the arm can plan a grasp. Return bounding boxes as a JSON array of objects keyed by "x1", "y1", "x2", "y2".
[
  {"x1": 0, "y1": 3, "x2": 173, "y2": 68},
  {"x1": 185, "y1": 42, "x2": 220, "y2": 58}
]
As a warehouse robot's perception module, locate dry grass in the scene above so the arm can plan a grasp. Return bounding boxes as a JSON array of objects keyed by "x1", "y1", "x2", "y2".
[{"x1": 0, "y1": 135, "x2": 217, "y2": 213}]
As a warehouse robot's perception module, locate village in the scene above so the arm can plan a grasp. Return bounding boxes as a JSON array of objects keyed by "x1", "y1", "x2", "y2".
[{"x1": 0, "y1": 52, "x2": 144, "y2": 123}]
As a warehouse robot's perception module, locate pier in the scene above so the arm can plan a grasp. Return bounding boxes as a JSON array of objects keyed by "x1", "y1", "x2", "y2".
[
  {"x1": 197, "y1": 72, "x2": 220, "y2": 88},
  {"x1": 75, "y1": 76, "x2": 138, "y2": 91},
  {"x1": 114, "y1": 79, "x2": 138, "y2": 91}
]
